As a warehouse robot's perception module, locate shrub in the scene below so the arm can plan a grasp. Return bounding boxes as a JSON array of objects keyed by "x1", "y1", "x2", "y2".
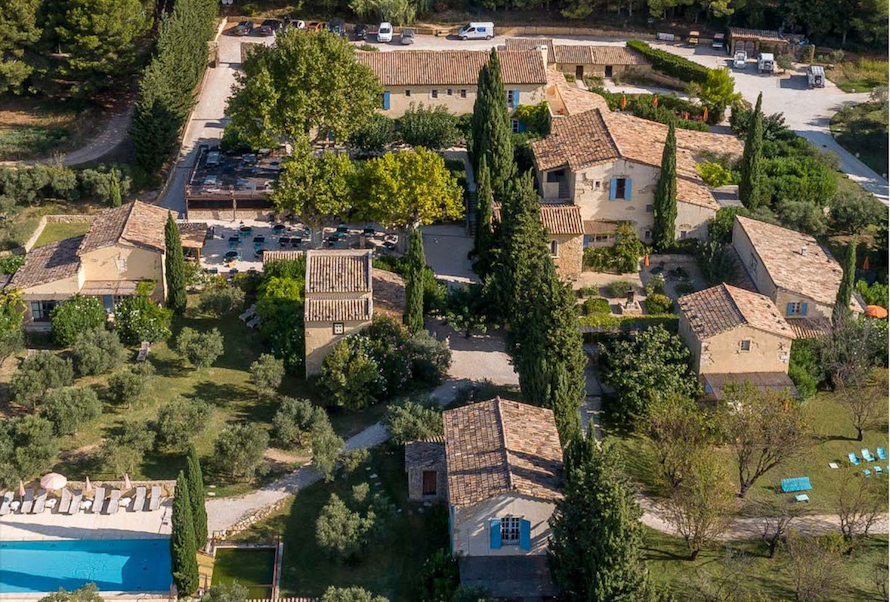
[
  {"x1": 603, "y1": 280, "x2": 635, "y2": 298},
  {"x1": 198, "y1": 286, "x2": 245, "y2": 317},
  {"x1": 384, "y1": 399, "x2": 443, "y2": 445},
  {"x1": 79, "y1": 165, "x2": 131, "y2": 207},
  {"x1": 405, "y1": 331, "x2": 451, "y2": 385},
  {"x1": 644, "y1": 274, "x2": 666, "y2": 296},
  {"x1": 674, "y1": 281, "x2": 697, "y2": 296},
  {"x1": 312, "y1": 425, "x2": 345, "y2": 482},
  {"x1": 10, "y1": 353, "x2": 74, "y2": 408},
  {"x1": 788, "y1": 363, "x2": 817, "y2": 401},
  {"x1": 512, "y1": 102, "x2": 551, "y2": 136},
  {"x1": 201, "y1": 582, "x2": 249, "y2": 602},
  {"x1": 645, "y1": 293, "x2": 673, "y2": 314},
  {"x1": 0, "y1": 254, "x2": 24, "y2": 275},
  {"x1": 348, "y1": 114, "x2": 396, "y2": 154},
  {"x1": 50, "y1": 296, "x2": 106, "y2": 347},
  {"x1": 155, "y1": 397, "x2": 210, "y2": 453},
  {"x1": 583, "y1": 247, "x2": 615, "y2": 272},
  {"x1": 71, "y1": 329, "x2": 125, "y2": 376},
  {"x1": 613, "y1": 223, "x2": 644, "y2": 273},
  {"x1": 708, "y1": 207, "x2": 749, "y2": 244},
  {"x1": 398, "y1": 104, "x2": 459, "y2": 150},
  {"x1": 626, "y1": 40, "x2": 709, "y2": 83},
  {"x1": 114, "y1": 291, "x2": 172, "y2": 344},
  {"x1": 696, "y1": 162, "x2": 733, "y2": 187},
  {"x1": 417, "y1": 549, "x2": 460, "y2": 602},
  {"x1": 211, "y1": 423, "x2": 269, "y2": 481},
  {"x1": 318, "y1": 336, "x2": 386, "y2": 410},
  {"x1": 342, "y1": 448, "x2": 369, "y2": 473},
  {"x1": 273, "y1": 397, "x2": 328, "y2": 449},
  {"x1": 250, "y1": 353, "x2": 285, "y2": 397},
  {"x1": 107, "y1": 366, "x2": 153, "y2": 408},
  {"x1": 582, "y1": 297, "x2": 611, "y2": 315},
  {"x1": 176, "y1": 327, "x2": 224, "y2": 369},
  {"x1": 856, "y1": 280, "x2": 888, "y2": 308},
  {"x1": 102, "y1": 420, "x2": 155, "y2": 476},
  {"x1": 321, "y1": 588, "x2": 388, "y2": 602},
  {"x1": 577, "y1": 286, "x2": 599, "y2": 298},
  {"x1": 43, "y1": 387, "x2": 102, "y2": 436}
]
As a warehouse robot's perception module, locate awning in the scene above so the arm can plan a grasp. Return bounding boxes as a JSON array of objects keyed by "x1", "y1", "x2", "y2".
[
  {"x1": 79, "y1": 281, "x2": 141, "y2": 296},
  {"x1": 703, "y1": 372, "x2": 798, "y2": 400},
  {"x1": 583, "y1": 220, "x2": 622, "y2": 235},
  {"x1": 786, "y1": 317, "x2": 832, "y2": 340}
]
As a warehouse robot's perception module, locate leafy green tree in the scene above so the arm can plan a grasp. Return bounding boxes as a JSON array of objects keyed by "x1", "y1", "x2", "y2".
[
  {"x1": 833, "y1": 238, "x2": 858, "y2": 322},
  {"x1": 198, "y1": 285, "x2": 245, "y2": 317},
  {"x1": 106, "y1": 365, "x2": 154, "y2": 408},
  {"x1": 175, "y1": 327, "x2": 224, "y2": 369},
  {"x1": 273, "y1": 397, "x2": 328, "y2": 448},
  {"x1": 321, "y1": 587, "x2": 388, "y2": 602},
  {"x1": 398, "y1": 104, "x2": 460, "y2": 150},
  {"x1": 316, "y1": 493, "x2": 375, "y2": 562},
  {"x1": 10, "y1": 352, "x2": 74, "y2": 408},
  {"x1": 79, "y1": 166, "x2": 130, "y2": 207},
  {"x1": 612, "y1": 222, "x2": 644, "y2": 274},
  {"x1": 444, "y1": 283, "x2": 489, "y2": 338},
  {"x1": 318, "y1": 336, "x2": 386, "y2": 410},
  {"x1": 155, "y1": 398, "x2": 210, "y2": 453},
  {"x1": 50, "y1": 296, "x2": 106, "y2": 347},
  {"x1": 170, "y1": 470, "x2": 199, "y2": 596},
  {"x1": 830, "y1": 188, "x2": 886, "y2": 235},
  {"x1": 43, "y1": 386, "x2": 102, "y2": 436},
  {"x1": 71, "y1": 328, "x2": 125, "y2": 376},
  {"x1": 200, "y1": 583, "x2": 248, "y2": 602},
  {"x1": 384, "y1": 399, "x2": 443, "y2": 445},
  {"x1": 102, "y1": 420, "x2": 154, "y2": 476},
  {"x1": 2, "y1": 415, "x2": 57, "y2": 484},
  {"x1": 165, "y1": 213, "x2": 187, "y2": 315},
  {"x1": 708, "y1": 206, "x2": 748, "y2": 244},
  {"x1": 471, "y1": 50, "x2": 515, "y2": 200},
  {"x1": 690, "y1": 68, "x2": 742, "y2": 122},
  {"x1": 114, "y1": 285, "x2": 173, "y2": 344},
  {"x1": 0, "y1": 289, "x2": 23, "y2": 367},
  {"x1": 250, "y1": 353, "x2": 285, "y2": 397},
  {"x1": 211, "y1": 423, "x2": 269, "y2": 481},
  {"x1": 641, "y1": 395, "x2": 712, "y2": 492},
  {"x1": 473, "y1": 156, "x2": 494, "y2": 273},
  {"x1": 549, "y1": 433, "x2": 652, "y2": 601},
  {"x1": 739, "y1": 93, "x2": 764, "y2": 210},
  {"x1": 312, "y1": 424, "x2": 345, "y2": 482},
  {"x1": 417, "y1": 549, "x2": 460, "y2": 602},
  {"x1": 404, "y1": 228, "x2": 426, "y2": 333},
  {"x1": 227, "y1": 30, "x2": 381, "y2": 147},
  {"x1": 348, "y1": 113, "x2": 397, "y2": 155},
  {"x1": 652, "y1": 123, "x2": 678, "y2": 252},
  {"x1": 187, "y1": 446, "x2": 208, "y2": 550},
  {"x1": 0, "y1": 0, "x2": 42, "y2": 95}
]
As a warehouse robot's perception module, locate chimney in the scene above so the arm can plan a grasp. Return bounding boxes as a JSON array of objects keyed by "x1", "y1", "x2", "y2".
[
  {"x1": 537, "y1": 44, "x2": 550, "y2": 68},
  {"x1": 800, "y1": 244, "x2": 808, "y2": 256}
]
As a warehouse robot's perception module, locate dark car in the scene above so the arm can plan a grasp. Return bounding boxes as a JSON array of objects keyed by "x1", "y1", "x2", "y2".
[
  {"x1": 255, "y1": 19, "x2": 281, "y2": 36},
  {"x1": 232, "y1": 20, "x2": 254, "y2": 36},
  {"x1": 328, "y1": 18, "x2": 346, "y2": 37},
  {"x1": 353, "y1": 23, "x2": 368, "y2": 40}
]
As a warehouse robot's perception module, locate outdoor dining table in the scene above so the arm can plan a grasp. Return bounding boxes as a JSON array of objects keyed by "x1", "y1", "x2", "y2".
[
  {"x1": 239, "y1": 226, "x2": 252, "y2": 235},
  {"x1": 224, "y1": 251, "x2": 239, "y2": 261},
  {"x1": 272, "y1": 224, "x2": 286, "y2": 234},
  {"x1": 253, "y1": 236, "x2": 265, "y2": 244},
  {"x1": 227, "y1": 236, "x2": 240, "y2": 247}
]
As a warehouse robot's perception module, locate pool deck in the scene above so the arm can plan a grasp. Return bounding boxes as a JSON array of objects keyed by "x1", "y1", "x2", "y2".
[{"x1": 0, "y1": 499, "x2": 172, "y2": 541}]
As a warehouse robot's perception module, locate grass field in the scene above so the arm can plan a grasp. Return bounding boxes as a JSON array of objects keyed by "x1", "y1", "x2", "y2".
[
  {"x1": 32, "y1": 221, "x2": 92, "y2": 248},
  {"x1": 827, "y1": 59, "x2": 889, "y2": 93},
  {"x1": 610, "y1": 387, "x2": 890, "y2": 514},
  {"x1": 830, "y1": 101, "x2": 889, "y2": 176},
  {"x1": 211, "y1": 547, "x2": 276, "y2": 598},
  {"x1": 0, "y1": 98, "x2": 97, "y2": 161},
  {"x1": 230, "y1": 448, "x2": 447, "y2": 601}
]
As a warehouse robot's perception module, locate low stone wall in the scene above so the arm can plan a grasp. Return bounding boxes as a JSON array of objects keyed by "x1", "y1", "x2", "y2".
[
  {"x1": 23, "y1": 214, "x2": 95, "y2": 252},
  {"x1": 212, "y1": 496, "x2": 290, "y2": 542}
]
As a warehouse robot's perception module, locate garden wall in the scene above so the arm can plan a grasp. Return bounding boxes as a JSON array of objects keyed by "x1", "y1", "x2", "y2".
[{"x1": 23, "y1": 214, "x2": 95, "y2": 252}]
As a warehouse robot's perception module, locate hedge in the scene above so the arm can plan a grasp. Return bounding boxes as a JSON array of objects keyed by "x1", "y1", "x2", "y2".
[
  {"x1": 626, "y1": 40, "x2": 710, "y2": 84},
  {"x1": 578, "y1": 313, "x2": 679, "y2": 332}
]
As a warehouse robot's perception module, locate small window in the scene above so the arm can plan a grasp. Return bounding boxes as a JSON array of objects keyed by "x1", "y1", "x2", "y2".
[
  {"x1": 645, "y1": 204, "x2": 654, "y2": 213},
  {"x1": 644, "y1": 229, "x2": 652, "y2": 239},
  {"x1": 510, "y1": 119, "x2": 520, "y2": 133},
  {"x1": 460, "y1": 89, "x2": 467, "y2": 98},
  {"x1": 30, "y1": 300, "x2": 58, "y2": 322},
  {"x1": 431, "y1": 89, "x2": 439, "y2": 99},
  {"x1": 501, "y1": 516, "x2": 521, "y2": 544},
  {"x1": 422, "y1": 471, "x2": 437, "y2": 496},
  {"x1": 679, "y1": 230, "x2": 688, "y2": 239},
  {"x1": 115, "y1": 257, "x2": 127, "y2": 272},
  {"x1": 446, "y1": 88, "x2": 453, "y2": 96},
  {"x1": 739, "y1": 339, "x2": 752, "y2": 352},
  {"x1": 506, "y1": 90, "x2": 516, "y2": 107},
  {"x1": 788, "y1": 301, "x2": 802, "y2": 315},
  {"x1": 614, "y1": 178, "x2": 627, "y2": 199},
  {"x1": 405, "y1": 89, "x2": 412, "y2": 97},
  {"x1": 550, "y1": 240, "x2": 558, "y2": 257},
  {"x1": 333, "y1": 323, "x2": 345, "y2": 335},
  {"x1": 595, "y1": 181, "x2": 601, "y2": 189}
]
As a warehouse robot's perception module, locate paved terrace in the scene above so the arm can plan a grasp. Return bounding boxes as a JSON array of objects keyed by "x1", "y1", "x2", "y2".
[{"x1": 0, "y1": 501, "x2": 172, "y2": 541}]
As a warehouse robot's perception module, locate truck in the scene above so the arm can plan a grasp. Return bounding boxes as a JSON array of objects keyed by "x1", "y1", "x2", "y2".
[
  {"x1": 758, "y1": 53, "x2": 775, "y2": 74},
  {"x1": 733, "y1": 51, "x2": 747, "y2": 69},
  {"x1": 807, "y1": 65, "x2": 826, "y2": 88}
]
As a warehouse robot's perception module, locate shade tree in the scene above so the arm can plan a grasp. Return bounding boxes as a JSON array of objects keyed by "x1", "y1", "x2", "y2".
[
  {"x1": 155, "y1": 398, "x2": 210, "y2": 453},
  {"x1": 10, "y1": 352, "x2": 74, "y2": 408},
  {"x1": 250, "y1": 353, "x2": 285, "y2": 398},
  {"x1": 43, "y1": 386, "x2": 102, "y2": 436},
  {"x1": 71, "y1": 328, "x2": 125, "y2": 376},
  {"x1": 50, "y1": 296, "x2": 106, "y2": 347},
  {"x1": 211, "y1": 423, "x2": 269, "y2": 481}
]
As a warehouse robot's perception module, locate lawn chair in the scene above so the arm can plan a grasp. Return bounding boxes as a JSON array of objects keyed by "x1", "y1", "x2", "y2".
[
  {"x1": 780, "y1": 477, "x2": 812, "y2": 493},
  {"x1": 874, "y1": 466, "x2": 883, "y2": 476},
  {"x1": 19, "y1": 489, "x2": 34, "y2": 514},
  {"x1": 862, "y1": 448, "x2": 876, "y2": 462},
  {"x1": 877, "y1": 447, "x2": 887, "y2": 461},
  {"x1": 246, "y1": 316, "x2": 261, "y2": 329},
  {"x1": 68, "y1": 490, "x2": 82, "y2": 515},
  {"x1": 105, "y1": 489, "x2": 121, "y2": 514},
  {"x1": 92, "y1": 487, "x2": 106, "y2": 513},
  {"x1": 58, "y1": 488, "x2": 72, "y2": 514},
  {"x1": 848, "y1": 452, "x2": 861, "y2": 465},
  {"x1": 32, "y1": 489, "x2": 47, "y2": 513},
  {"x1": 0, "y1": 491, "x2": 13, "y2": 516},
  {"x1": 137, "y1": 341, "x2": 150, "y2": 362},
  {"x1": 794, "y1": 493, "x2": 810, "y2": 503},
  {"x1": 863, "y1": 469, "x2": 872, "y2": 478},
  {"x1": 148, "y1": 485, "x2": 161, "y2": 511},
  {"x1": 133, "y1": 486, "x2": 146, "y2": 512}
]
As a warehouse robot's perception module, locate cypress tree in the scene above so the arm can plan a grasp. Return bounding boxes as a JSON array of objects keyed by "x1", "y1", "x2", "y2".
[
  {"x1": 474, "y1": 156, "x2": 494, "y2": 274},
  {"x1": 652, "y1": 123, "x2": 678, "y2": 252},
  {"x1": 739, "y1": 93, "x2": 764, "y2": 210},
  {"x1": 170, "y1": 470, "x2": 199, "y2": 596},
  {"x1": 186, "y1": 446, "x2": 208, "y2": 550},
  {"x1": 403, "y1": 228, "x2": 426, "y2": 334},
  {"x1": 549, "y1": 433, "x2": 651, "y2": 601},
  {"x1": 165, "y1": 213, "x2": 187, "y2": 315},
  {"x1": 833, "y1": 238, "x2": 857, "y2": 323},
  {"x1": 544, "y1": 275, "x2": 586, "y2": 444},
  {"x1": 472, "y1": 50, "x2": 515, "y2": 200}
]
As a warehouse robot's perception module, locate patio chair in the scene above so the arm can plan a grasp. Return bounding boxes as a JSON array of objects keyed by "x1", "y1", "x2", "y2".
[
  {"x1": 794, "y1": 493, "x2": 810, "y2": 503},
  {"x1": 105, "y1": 489, "x2": 121, "y2": 514},
  {"x1": 246, "y1": 316, "x2": 261, "y2": 329},
  {"x1": 19, "y1": 489, "x2": 34, "y2": 514},
  {"x1": 863, "y1": 469, "x2": 872, "y2": 478},
  {"x1": 780, "y1": 477, "x2": 812, "y2": 493},
  {"x1": 848, "y1": 452, "x2": 861, "y2": 465},
  {"x1": 875, "y1": 466, "x2": 883, "y2": 476},
  {"x1": 68, "y1": 490, "x2": 83, "y2": 515},
  {"x1": 862, "y1": 448, "x2": 876, "y2": 462},
  {"x1": 148, "y1": 485, "x2": 161, "y2": 511},
  {"x1": 877, "y1": 447, "x2": 887, "y2": 461},
  {"x1": 58, "y1": 488, "x2": 72, "y2": 514},
  {"x1": 92, "y1": 487, "x2": 106, "y2": 513},
  {"x1": 0, "y1": 491, "x2": 13, "y2": 516},
  {"x1": 133, "y1": 486, "x2": 146, "y2": 512},
  {"x1": 32, "y1": 489, "x2": 47, "y2": 513}
]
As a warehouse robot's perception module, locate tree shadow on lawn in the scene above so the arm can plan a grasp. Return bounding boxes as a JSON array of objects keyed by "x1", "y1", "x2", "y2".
[
  {"x1": 150, "y1": 355, "x2": 189, "y2": 378},
  {"x1": 188, "y1": 380, "x2": 262, "y2": 412}
]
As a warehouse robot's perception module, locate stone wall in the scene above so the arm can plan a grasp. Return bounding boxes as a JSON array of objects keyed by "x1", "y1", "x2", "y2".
[
  {"x1": 212, "y1": 496, "x2": 291, "y2": 541},
  {"x1": 23, "y1": 214, "x2": 95, "y2": 251},
  {"x1": 407, "y1": 467, "x2": 447, "y2": 503},
  {"x1": 552, "y1": 233, "x2": 583, "y2": 281}
]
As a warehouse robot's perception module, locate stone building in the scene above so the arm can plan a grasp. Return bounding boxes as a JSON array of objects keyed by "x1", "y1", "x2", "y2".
[
  {"x1": 492, "y1": 202, "x2": 584, "y2": 281},
  {"x1": 504, "y1": 39, "x2": 650, "y2": 80},
  {"x1": 405, "y1": 439, "x2": 447, "y2": 502}
]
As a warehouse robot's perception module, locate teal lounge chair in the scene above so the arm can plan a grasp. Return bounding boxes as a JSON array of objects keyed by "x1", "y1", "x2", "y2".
[
  {"x1": 848, "y1": 452, "x2": 861, "y2": 465},
  {"x1": 875, "y1": 466, "x2": 883, "y2": 476},
  {"x1": 795, "y1": 493, "x2": 810, "y2": 503},
  {"x1": 780, "y1": 477, "x2": 813, "y2": 493},
  {"x1": 862, "y1": 448, "x2": 876, "y2": 462},
  {"x1": 877, "y1": 447, "x2": 887, "y2": 461},
  {"x1": 863, "y1": 469, "x2": 872, "y2": 478}
]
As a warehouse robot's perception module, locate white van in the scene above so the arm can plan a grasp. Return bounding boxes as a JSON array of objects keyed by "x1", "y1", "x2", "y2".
[
  {"x1": 757, "y1": 53, "x2": 775, "y2": 74},
  {"x1": 377, "y1": 22, "x2": 393, "y2": 43},
  {"x1": 458, "y1": 22, "x2": 494, "y2": 40},
  {"x1": 807, "y1": 65, "x2": 825, "y2": 88}
]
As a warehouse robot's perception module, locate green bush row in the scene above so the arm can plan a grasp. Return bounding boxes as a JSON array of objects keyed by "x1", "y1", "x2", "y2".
[
  {"x1": 578, "y1": 313, "x2": 679, "y2": 331},
  {"x1": 626, "y1": 40, "x2": 710, "y2": 84}
]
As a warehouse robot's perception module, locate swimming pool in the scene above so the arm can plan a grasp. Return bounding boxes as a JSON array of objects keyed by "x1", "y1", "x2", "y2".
[{"x1": 0, "y1": 539, "x2": 172, "y2": 594}]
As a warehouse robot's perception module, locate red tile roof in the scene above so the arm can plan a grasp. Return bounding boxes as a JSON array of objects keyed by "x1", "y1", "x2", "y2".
[
  {"x1": 356, "y1": 50, "x2": 547, "y2": 86},
  {"x1": 678, "y1": 283, "x2": 796, "y2": 339}
]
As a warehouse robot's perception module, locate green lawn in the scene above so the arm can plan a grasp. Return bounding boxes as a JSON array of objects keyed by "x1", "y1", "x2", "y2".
[
  {"x1": 830, "y1": 102, "x2": 889, "y2": 176},
  {"x1": 0, "y1": 97, "x2": 97, "y2": 161},
  {"x1": 609, "y1": 388, "x2": 890, "y2": 514},
  {"x1": 644, "y1": 527, "x2": 888, "y2": 601},
  {"x1": 211, "y1": 547, "x2": 276, "y2": 598},
  {"x1": 33, "y1": 221, "x2": 92, "y2": 248},
  {"x1": 230, "y1": 447, "x2": 448, "y2": 601},
  {"x1": 827, "y1": 59, "x2": 889, "y2": 93}
]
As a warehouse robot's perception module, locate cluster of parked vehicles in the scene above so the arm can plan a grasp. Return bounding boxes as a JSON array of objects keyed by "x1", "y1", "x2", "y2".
[{"x1": 231, "y1": 18, "x2": 496, "y2": 44}]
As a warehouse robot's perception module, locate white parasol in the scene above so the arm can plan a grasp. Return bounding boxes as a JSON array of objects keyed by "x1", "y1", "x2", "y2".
[{"x1": 40, "y1": 473, "x2": 68, "y2": 491}]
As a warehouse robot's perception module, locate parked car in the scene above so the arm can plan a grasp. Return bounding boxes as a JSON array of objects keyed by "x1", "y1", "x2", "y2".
[
  {"x1": 400, "y1": 28, "x2": 415, "y2": 45},
  {"x1": 807, "y1": 65, "x2": 825, "y2": 88},
  {"x1": 377, "y1": 22, "x2": 393, "y2": 43},
  {"x1": 232, "y1": 20, "x2": 254, "y2": 36},
  {"x1": 353, "y1": 23, "x2": 368, "y2": 40},
  {"x1": 757, "y1": 52, "x2": 775, "y2": 74},
  {"x1": 255, "y1": 19, "x2": 281, "y2": 36},
  {"x1": 328, "y1": 18, "x2": 346, "y2": 37},
  {"x1": 458, "y1": 22, "x2": 494, "y2": 40},
  {"x1": 306, "y1": 21, "x2": 327, "y2": 31},
  {"x1": 733, "y1": 51, "x2": 747, "y2": 69}
]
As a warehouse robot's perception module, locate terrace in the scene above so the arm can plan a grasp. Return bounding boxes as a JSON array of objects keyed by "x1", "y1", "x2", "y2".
[{"x1": 185, "y1": 146, "x2": 283, "y2": 220}]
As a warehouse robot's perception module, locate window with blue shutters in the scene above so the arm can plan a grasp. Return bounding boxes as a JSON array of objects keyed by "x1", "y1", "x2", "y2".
[
  {"x1": 382, "y1": 91, "x2": 390, "y2": 110},
  {"x1": 519, "y1": 519, "x2": 531, "y2": 551},
  {"x1": 610, "y1": 178, "x2": 630, "y2": 200},
  {"x1": 801, "y1": 302, "x2": 808, "y2": 316},
  {"x1": 507, "y1": 89, "x2": 520, "y2": 109},
  {"x1": 489, "y1": 518, "x2": 502, "y2": 549}
]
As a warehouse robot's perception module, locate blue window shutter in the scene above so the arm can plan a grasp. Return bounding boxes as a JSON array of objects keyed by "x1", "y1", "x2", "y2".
[
  {"x1": 786, "y1": 302, "x2": 794, "y2": 316},
  {"x1": 517, "y1": 121, "x2": 526, "y2": 133},
  {"x1": 383, "y1": 91, "x2": 390, "y2": 110},
  {"x1": 489, "y1": 519, "x2": 502, "y2": 549},
  {"x1": 513, "y1": 89, "x2": 520, "y2": 107},
  {"x1": 519, "y1": 519, "x2": 531, "y2": 550},
  {"x1": 609, "y1": 179, "x2": 617, "y2": 200},
  {"x1": 625, "y1": 178, "x2": 632, "y2": 200},
  {"x1": 801, "y1": 302, "x2": 808, "y2": 316},
  {"x1": 448, "y1": 506, "x2": 454, "y2": 553}
]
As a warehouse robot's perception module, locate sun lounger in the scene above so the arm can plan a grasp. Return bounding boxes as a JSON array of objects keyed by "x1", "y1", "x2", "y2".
[
  {"x1": 239, "y1": 305, "x2": 256, "y2": 322},
  {"x1": 105, "y1": 489, "x2": 121, "y2": 514},
  {"x1": 878, "y1": 447, "x2": 887, "y2": 461},
  {"x1": 19, "y1": 489, "x2": 34, "y2": 514},
  {"x1": 32, "y1": 489, "x2": 47, "y2": 513},
  {"x1": 68, "y1": 491, "x2": 82, "y2": 515},
  {"x1": 863, "y1": 469, "x2": 872, "y2": 478},
  {"x1": 0, "y1": 491, "x2": 13, "y2": 516},
  {"x1": 246, "y1": 316, "x2": 260, "y2": 329},
  {"x1": 848, "y1": 452, "x2": 861, "y2": 465},
  {"x1": 875, "y1": 466, "x2": 883, "y2": 476},
  {"x1": 58, "y1": 489, "x2": 72, "y2": 514},
  {"x1": 92, "y1": 487, "x2": 106, "y2": 513},
  {"x1": 133, "y1": 486, "x2": 146, "y2": 512},
  {"x1": 148, "y1": 485, "x2": 161, "y2": 511},
  {"x1": 795, "y1": 493, "x2": 810, "y2": 503},
  {"x1": 862, "y1": 448, "x2": 876, "y2": 462},
  {"x1": 137, "y1": 341, "x2": 151, "y2": 362},
  {"x1": 780, "y1": 477, "x2": 812, "y2": 493}
]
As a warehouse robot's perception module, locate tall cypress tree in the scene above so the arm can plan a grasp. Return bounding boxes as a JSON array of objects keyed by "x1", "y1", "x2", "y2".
[
  {"x1": 549, "y1": 433, "x2": 652, "y2": 601},
  {"x1": 170, "y1": 470, "x2": 199, "y2": 596},
  {"x1": 165, "y1": 212, "x2": 187, "y2": 315},
  {"x1": 739, "y1": 93, "x2": 764, "y2": 210},
  {"x1": 472, "y1": 50, "x2": 515, "y2": 200},
  {"x1": 474, "y1": 156, "x2": 494, "y2": 274},
  {"x1": 652, "y1": 123, "x2": 678, "y2": 252},
  {"x1": 833, "y1": 238, "x2": 858, "y2": 323},
  {"x1": 186, "y1": 446, "x2": 208, "y2": 550},
  {"x1": 403, "y1": 228, "x2": 426, "y2": 334}
]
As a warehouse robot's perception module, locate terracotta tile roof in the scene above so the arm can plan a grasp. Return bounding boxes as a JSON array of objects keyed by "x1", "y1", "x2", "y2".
[
  {"x1": 553, "y1": 44, "x2": 648, "y2": 66},
  {"x1": 178, "y1": 222, "x2": 208, "y2": 248},
  {"x1": 356, "y1": 50, "x2": 547, "y2": 86},
  {"x1": 304, "y1": 297, "x2": 373, "y2": 322},
  {"x1": 504, "y1": 38, "x2": 555, "y2": 63},
  {"x1": 443, "y1": 398, "x2": 562, "y2": 507},
  {"x1": 735, "y1": 216, "x2": 843, "y2": 306},
  {"x1": 678, "y1": 283, "x2": 796, "y2": 339},
  {"x1": 530, "y1": 109, "x2": 620, "y2": 171},
  {"x1": 10, "y1": 237, "x2": 83, "y2": 289},
  {"x1": 262, "y1": 250, "x2": 305, "y2": 264},
  {"x1": 405, "y1": 440, "x2": 446, "y2": 470},
  {"x1": 372, "y1": 268, "x2": 406, "y2": 320},
  {"x1": 786, "y1": 317, "x2": 833, "y2": 340},
  {"x1": 703, "y1": 372, "x2": 797, "y2": 401},
  {"x1": 545, "y1": 69, "x2": 610, "y2": 117},
  {"x1": 491, "y1": 203, "x2": 583, "y2": 235},
  {"x1": 78, "y1": 201, "x2": 169, "y2": 255},
  {"x1": 305, "y1": 250, "x2": 372, "y2": 294},
  {"x1": 729, "y1": 27, "x2": 785, "y2": 41}
]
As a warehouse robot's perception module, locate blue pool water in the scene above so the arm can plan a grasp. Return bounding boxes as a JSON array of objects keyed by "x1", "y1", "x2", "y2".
[{"x1": 0, "y1": 538, "x2": 172, "y2": 594}]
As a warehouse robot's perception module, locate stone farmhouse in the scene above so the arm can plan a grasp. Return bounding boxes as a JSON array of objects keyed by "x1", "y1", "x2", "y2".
[
  {"x1": 356, "y1": 49, "x2": 548, "y2": 120},
  {"x1": 505, "y1": 38, "x2": 650, "y2": 80},
  {"x1": 678, "y1": 283, "x2": 797, "y2": 399},
  {"x1": 9, "y1": 201, "x2": 173, "y2": 329},
  {"x1": 731, "y1": 216, "x2": 865, "y2": 338},
  {"x1": 492, "y1": 202, "x2": 584, "y2": 279}
]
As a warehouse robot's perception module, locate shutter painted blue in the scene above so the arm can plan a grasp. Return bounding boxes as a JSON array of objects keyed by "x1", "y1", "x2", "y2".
[
  {"x1": 513, "y1": 89, "x2": 520, "y2": 107},
  {"x1": 517, "y1": 121, "x2": 527, "y2": 133},
  {"x1": 801, "y1": 302, "x2": 808, "y2": 316},
  {"x1": 519, "y1": 519, "x2": 531, "y2": 550},
  {"x1": 489, "y1": 518, "x2": 502, "y2": 549},
  {"x1": 625, "y1": 178, "x2": 632, "y2": 200},
  {"x1": 786, "y1": 302, "x2": 794, "y2": 316},
  {"x1": 609, "y1": 179, "x2": 617, "y2": 200},
  {"x1": 383, "y1": 91, "x2": 391, "y2": 110},
  {"x1": 448, "y1": 506, "x2": 454, "y2": 553}
]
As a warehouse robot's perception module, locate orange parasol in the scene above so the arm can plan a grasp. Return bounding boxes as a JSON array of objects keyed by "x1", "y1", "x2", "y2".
[
  {"x1": 866, "y1": 305, "x2": 888, "y2": 319},
  {"x1": 863, "y1": 256, "x2": 870, "y2": 270},
  {"x1": 652, "y1": 95, "x2": 658, "y2": 108},
  {"x1": 703, "y1": 106, "x2": 709, "y2": 122},
  {"x1": 620, "y1": 94, "x2": 627, "y2": 109}
]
